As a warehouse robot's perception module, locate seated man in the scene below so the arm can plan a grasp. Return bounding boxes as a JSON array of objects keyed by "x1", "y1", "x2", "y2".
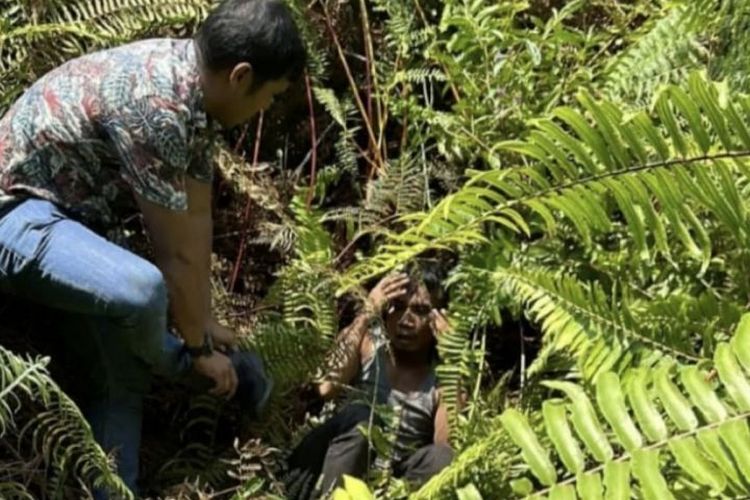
[{"x1": 284, "y1": 262, "x2": 455, "y2": 499}]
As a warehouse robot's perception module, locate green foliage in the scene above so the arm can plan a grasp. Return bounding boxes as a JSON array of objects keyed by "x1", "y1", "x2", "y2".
[
  {"x1": 344, "y1": 71, "x2": 750, "y2": 285},
  {"x1": 501, "y1": 317, "x2": 750, "y2": 497},
  {"x1": 0, "y1": 345, "x2": 132, "y2": 499},
  {"x1": 396, "y1": 0, "x2": 633, "y2": 169},
  {"x1": 601, "y1": 0, "x2": 714, "y2": 103},
  {"x1": 711, "y1": 0, "x2": 750, "y2": 92},
  {"x1": 602, "y1": 0, "x2": 750, "y2": 102},
  {"x1": 0, "y1": 0, "x2": 212, "y2": 113},
  {"x1": 332, "y1": 474, "x2": 375, "y2": 500},
  {"x1": 7, "y1": 0, "x2": 750, "y2": 497},
  {"x1": 422, "y1": 315, "x2": 750, "y2": 498},
  {"x1": 247, "y1": 195, "x2": 339, "y2": 395}
]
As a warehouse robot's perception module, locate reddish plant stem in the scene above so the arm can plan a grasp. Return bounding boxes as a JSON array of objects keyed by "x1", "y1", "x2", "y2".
[
  {"x1": 233, "y1": 124, "x2": 251, "y2": 155},
  {"x1": 318, "y1": 0, "x2": 382, "y2": 171},
  {"x1": 304, "y1": 71, "x2": 318, "y2": 209},
  {"x1": 362, "y1": 20, "x2": 373, "y2": 129},
  {"x1": 360, "y1": 0, "x2": 381, "y2": 182},
  {"x1": 228, "y1": 111, "x2": 264, "y2": 292}
]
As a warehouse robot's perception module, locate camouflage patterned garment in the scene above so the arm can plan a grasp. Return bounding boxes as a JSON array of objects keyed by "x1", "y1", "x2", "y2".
[{"x1": 0, "y1": 38, "x2": 218, "y2": 229}]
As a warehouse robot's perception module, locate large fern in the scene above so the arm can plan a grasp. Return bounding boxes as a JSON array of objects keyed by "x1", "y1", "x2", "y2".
[
  {"x1": 418, "y1": 313, "x2": 750, "y2": 498},
  {"x1": 0, "y1": 0, "x2": 212, "y2": 113},
  {"x1": 245, "y1": 195, "x2": 339, "y2": 395},
  {"x1": 601, "y1": 0, "x2": 717, "y2": 103},
  {"x1": 342, "y1": 71, "x2": 750, "y2": 288},
  {"x1": 337, "y1": 70, "x2": 750, "y2": 458},
  {"x1": 602, "y1": 0, "x2": 750, "y2": 103}
]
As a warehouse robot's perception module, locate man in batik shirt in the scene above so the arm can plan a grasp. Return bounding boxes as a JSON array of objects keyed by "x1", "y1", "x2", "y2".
[{"x1": 0, "y1": 0, "x2": 305, "y2": 493}]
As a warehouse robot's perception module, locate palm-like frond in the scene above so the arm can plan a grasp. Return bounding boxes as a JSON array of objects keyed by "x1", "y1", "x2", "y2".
[
  {"x1": 342, "y1": 72, "x2": 750, "y2": 288},
  {"x1": 0, "y1": 0, "x2": 212, "y2": 113},
  {"x1": 420, "y1": 314, "x2": 750, "y2": 498},
  {"x1": 498, "y1": 266, "x2": 708, "y2": 381},
  {"x1": 601, "y1": 0, "x2": 716, "y2": 103}
]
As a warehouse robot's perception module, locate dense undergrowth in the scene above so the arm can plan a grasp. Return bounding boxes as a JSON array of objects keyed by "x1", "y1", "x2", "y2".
[{"x1": 4, "y1": 0, "x2": 750, "y2": 498}]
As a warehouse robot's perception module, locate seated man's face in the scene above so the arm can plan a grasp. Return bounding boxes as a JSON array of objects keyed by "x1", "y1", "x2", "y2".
[{"x1": 384, "y1": 282, "x2": 435, "y2": 353}]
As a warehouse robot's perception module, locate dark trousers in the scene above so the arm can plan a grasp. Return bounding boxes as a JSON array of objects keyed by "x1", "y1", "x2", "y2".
[{"x1": 284, "y1": 404, "x2": 453, "y2": 499}]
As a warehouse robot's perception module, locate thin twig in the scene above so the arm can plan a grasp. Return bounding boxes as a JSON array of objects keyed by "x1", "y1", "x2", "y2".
[
  {"x1": 294, "y1": 122, "x2": 336, "y2": 179},
  {"x1": 358, "y1": 0, "x2": 385, "y2": 167},
  {"x1": 233, "y1": 124, "x2": 251, "y2": 156},
  {"x1": 228, "y1": 112, "x2": 265, "y2": 292},
  {"x1": 318, "y1": 0, "x2": 383, "y2": 170},
  {"x1": 304, "y1": 71, "x2": 318, "y2": 209}
]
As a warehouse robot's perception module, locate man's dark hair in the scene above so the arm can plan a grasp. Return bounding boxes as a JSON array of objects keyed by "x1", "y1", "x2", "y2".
[
  {"x1": 405, "y1": 259, "x2": 450, "y2": 309},
  {"x1": 195, "y1": 0, "x2": 307, "y2": 87}
]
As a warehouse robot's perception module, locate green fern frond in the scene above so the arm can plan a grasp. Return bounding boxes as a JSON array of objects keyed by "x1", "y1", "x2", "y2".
[
  {"x1": 0, "y1": 345, "x2": 132, "y2": 498},
  {"x1": 501, "y1": 266, "x2": 707, "y2": 380},
  {"x1": 710, "y1": 0, "x2": 750, "y2": 92},
  {"x1": 601, "y1": 1, "x2": 717, "y2": 103},
  {"x1": 247, "y1": 195, "x2": 339, "y2": 393},
  {"x1": 156, "y1": 394, "x2": 226, "y2": 487},
  {"x1": 363, "y1": 154, "x2": 428, "y2": 224},
  {"x1": 323, "y1": 153, "x2": 429, "y2": 237},
  {"x1": 284, "y1": 0, "x2": 328, "y2": 80},
  {"x1": 413, "y1": 416, "x2": 515, "y2": 500},
  {"x1": 432, "y1": 252, "x2": 513, "y2": 436},
  {"x1": 313, "y1": 87, "x2": 351, "y2": 128},
  {"x1": 342, "y1": 72, "x2": 750, "y2": 289},
  {"x1": 0, "y1": 483, "x2": 35, "y2": 500},
  {"x1": 393, "y1": 68, "x2": 446, "y2": 85},
  {"x1": 0, "y1": 0, "x2": 211, "y2": 113},
  {"x1": 371, "y1": 0, "x2": 428, "y2": 59},
  {"x1": 420, "y1": 313, "x2": 750, "y2": 498}
]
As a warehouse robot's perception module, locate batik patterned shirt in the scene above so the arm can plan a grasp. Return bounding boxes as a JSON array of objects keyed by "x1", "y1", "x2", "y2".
[{"x1": 0, "y1": 38, "x2": 218, "y2": 229}]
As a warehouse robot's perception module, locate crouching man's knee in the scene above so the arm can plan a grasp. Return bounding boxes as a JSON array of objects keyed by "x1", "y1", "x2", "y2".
[
  {"x1": 117, "y1": 263, "x2": 168, "y2": 320},
  {"x1": 400, "y1": 442, "x2": 454, "y2": 486},
  {"x1": 110, "y1": 262, "x2": 169, "y2": 367}
]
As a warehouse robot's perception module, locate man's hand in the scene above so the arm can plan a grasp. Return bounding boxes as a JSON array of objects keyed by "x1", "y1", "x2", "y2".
[
  {"x1": 193, "y1": 352, "x2": 238, "y2": 399},
  {"x1": 206, "y1": 317, "x2": 238, "y2": 351},
  {"x1": 430, "y1": 309, "x2": 451, "y2": 336},
  {"x1": 367, "y1": 273, "x2": 410, "y2": 316}
]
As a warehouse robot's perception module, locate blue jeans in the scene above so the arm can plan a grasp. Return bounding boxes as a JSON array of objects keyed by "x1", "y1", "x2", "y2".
[{"x1": 0, "y1": 198, "x2": 190, "y2": 494}]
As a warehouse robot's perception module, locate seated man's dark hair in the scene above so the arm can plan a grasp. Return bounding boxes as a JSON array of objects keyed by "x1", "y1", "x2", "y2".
[
  {"x1": 195, "y1": 0, "x2": 307, "y2": 86},
  {"x1": 404, "y1": 258, "x2": 451, "y2": 309}
]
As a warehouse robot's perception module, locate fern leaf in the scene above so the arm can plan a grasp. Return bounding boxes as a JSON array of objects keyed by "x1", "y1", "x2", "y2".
[
  {"x1": 0, "y1": 345, "x2": 132, "y2": 498},
  {"x1": 421, "y1": 315, "x2": 750, "y2": 497},
  {"x1": 342, "y1": 72, "x2": 750, "y2": 289}
]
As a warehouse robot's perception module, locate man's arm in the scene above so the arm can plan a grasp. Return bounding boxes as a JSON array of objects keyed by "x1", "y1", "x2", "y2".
[
  {"x1": 317, "y1": 312, "x2": 372, "y2": 400},
  {"x1": 136, "y1": 178, "x2": 211, "y2": 346},
  {"x1": 135, "y1": 178, "x2": 237, "y2": 397},
  {"x1": 434, "y1": 396, "x2": 451, "y2": 445}
]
